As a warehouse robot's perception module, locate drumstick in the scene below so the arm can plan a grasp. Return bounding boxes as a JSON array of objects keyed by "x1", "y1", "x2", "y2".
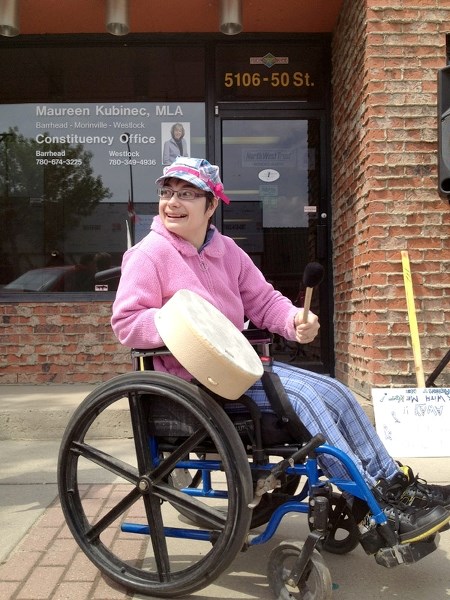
[
  {"x1": 401, "y1": 251, "x2": 425, "y2": 387},
  {"x1": 302, "y1": 262, "x2": 325, "y2": 323}
]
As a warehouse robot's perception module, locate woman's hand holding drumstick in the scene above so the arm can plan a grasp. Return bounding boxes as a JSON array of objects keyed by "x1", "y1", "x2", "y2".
[{"x1": 294, "y1": 262, "x2": 324, "y2": 344}]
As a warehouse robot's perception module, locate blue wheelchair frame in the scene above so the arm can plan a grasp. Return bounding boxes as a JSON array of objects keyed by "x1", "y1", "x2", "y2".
[
  {"x1": 121, "y1": 438, "x2": 388, "y2": 543},
  {"x1": 123, "y1": 335, "x2": 389, "y2": 551}
]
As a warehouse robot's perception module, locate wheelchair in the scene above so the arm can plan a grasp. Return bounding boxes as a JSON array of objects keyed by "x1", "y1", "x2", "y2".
[{"x1": 57, "y1": 329, "x2": 441, "y2": 599}]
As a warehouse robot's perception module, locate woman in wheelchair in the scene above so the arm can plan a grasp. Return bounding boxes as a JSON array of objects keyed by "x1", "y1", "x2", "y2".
[{"x1": 111, "y1": 156, "x2": 450, "y2": 548}]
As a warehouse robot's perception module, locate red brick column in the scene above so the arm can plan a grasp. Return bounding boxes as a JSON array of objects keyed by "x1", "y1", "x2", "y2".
[{"x1": 332, "y1": 0, "x2": 450, "y2": 396}]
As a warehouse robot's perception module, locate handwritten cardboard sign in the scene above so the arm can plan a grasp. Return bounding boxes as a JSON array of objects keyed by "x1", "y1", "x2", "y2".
[{"x1": 372, "y1": 388, "x2": 450, "y2": 457}]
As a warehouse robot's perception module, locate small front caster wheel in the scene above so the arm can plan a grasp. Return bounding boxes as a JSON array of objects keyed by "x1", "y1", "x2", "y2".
[{"x1": 268, "y1": 541, "x2": 332, "y2": 600}]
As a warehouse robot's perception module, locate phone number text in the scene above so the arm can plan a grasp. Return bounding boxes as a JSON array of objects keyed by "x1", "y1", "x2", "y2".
[
  {"x1": 36, "y1": 158, "x2": 82, "y2": 166},
  {"x1": 109, "y1": 159, "x2": 157, "y2": 166}
]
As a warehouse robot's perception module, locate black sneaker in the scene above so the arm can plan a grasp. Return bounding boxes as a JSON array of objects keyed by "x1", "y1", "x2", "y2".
[
  {"x1": 398, "y1": 465, "x2": 450, "y2": 510},
  {"x1": 368, "y1": 478, "x2": 450, "y2": 545},
  {"x1": 378, "y1": 501, "x2": 450, "y2": 544}
]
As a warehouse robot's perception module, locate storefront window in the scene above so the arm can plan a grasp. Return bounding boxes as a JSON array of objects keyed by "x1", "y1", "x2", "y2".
[{"x1": 0, "y1": 44, "x2": 206, "y2": 295}]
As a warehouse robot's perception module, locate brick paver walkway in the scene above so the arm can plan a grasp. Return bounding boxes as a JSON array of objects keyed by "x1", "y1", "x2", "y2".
[{"x1": 0, "y1": 485, "x2": 138, "y2": 600}]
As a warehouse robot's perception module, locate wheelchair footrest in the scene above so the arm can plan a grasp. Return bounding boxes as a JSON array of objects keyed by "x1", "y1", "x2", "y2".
[{"x1": 374, "y1": 534, "x2": 440, "y2": 568}]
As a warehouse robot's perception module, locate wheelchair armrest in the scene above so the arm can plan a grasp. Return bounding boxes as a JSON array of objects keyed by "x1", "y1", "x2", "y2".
[
  {"x1": 131, "y1": 347, "x2": 172, "y2": 371},
  {"x1": 131, "y1": 347, "x2": 172, "y2": 359},
  {"x1": 243, "y1": 328, "x2": 273, "y2": 346}
]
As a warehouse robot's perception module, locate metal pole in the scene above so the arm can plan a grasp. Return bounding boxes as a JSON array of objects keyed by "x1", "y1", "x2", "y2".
[{"x1": 125, "y1": 133, "x2": 135, "y2": 246}]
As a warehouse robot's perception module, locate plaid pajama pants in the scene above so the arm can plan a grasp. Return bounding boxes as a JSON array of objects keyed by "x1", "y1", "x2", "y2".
[{"x1": 242, "y1": 361, "x2": 398, "y2": 488}]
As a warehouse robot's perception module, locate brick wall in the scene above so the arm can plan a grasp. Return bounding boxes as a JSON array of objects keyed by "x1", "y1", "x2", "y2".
[
  {"x1": 332, "y1": 0, "x2": 450, "y2": 397},
  {"x1": 0, "y1": 302, "x2": 130, "y2": 384}
]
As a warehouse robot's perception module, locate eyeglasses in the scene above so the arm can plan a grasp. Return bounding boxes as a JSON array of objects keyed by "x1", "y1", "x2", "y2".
[{"x1": 157, "y1": 186, "x2": 206, "y2": 201}]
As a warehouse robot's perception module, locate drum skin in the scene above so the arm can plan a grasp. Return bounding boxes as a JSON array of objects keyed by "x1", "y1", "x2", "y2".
[{"x1": 155, "y1": 289, "x2": 263, "y2": 400}]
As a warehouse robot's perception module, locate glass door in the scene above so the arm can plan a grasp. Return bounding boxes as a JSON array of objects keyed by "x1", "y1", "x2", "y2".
[{"x1": 216, "y1": 115, "x2": 332, "y2": 373}]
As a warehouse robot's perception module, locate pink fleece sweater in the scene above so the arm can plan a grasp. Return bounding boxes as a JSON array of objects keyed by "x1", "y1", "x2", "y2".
[{"x1": 111, "y1": 216, "x2": 299, "y2": 380}]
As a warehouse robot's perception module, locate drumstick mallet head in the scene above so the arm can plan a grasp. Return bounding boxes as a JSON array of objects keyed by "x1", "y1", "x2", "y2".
[{"x1": 302, "y1": 262, "x2": 325, "y2": 323}]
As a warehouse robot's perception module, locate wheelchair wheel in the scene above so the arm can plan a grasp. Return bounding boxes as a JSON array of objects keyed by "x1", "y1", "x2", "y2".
[
  {"x1": 316, "y1": 492, "x2": 360, "y2": 555},
  {"x1": 57, "y1": 371, "x2": 253, "y2": 598},
  {"x1": 268, "y1": 541, "x2": 332, "y2": 600}
]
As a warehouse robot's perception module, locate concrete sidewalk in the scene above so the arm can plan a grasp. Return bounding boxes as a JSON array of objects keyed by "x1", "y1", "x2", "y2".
[{"x1": 0, "y1": 385, "x2": 449, "y2": 600}]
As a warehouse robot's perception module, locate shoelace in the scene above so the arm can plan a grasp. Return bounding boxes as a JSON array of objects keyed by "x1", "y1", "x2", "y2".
[
  {"x1": 405, "y1": 474, "x2": 435, "y2": 495},
  {"x1": 372, "y1": 486, "x2": 415, "y2": 531},
  {"x1": 397, "y1": 466, "x2": 434, "y2": 501}
]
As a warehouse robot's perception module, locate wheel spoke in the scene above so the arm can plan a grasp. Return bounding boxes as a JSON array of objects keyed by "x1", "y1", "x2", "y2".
[
  {"x1": 86, "y1": 487, "x2": 141, "y2": 542},
  {"x1": 70, "y1": 441, "x2": 139, "y2": 484},
  {"x1": 128, "y1": 390, "x2": 153, "y2": 473},
  {"x1": 150, "y1": 429, "x2": 209, "y2": 482},
  {"x1": 143, "y1": 494, "x2": 171, "y2": 579},
  {"x1": 153, "y1": 482, "x2": 228, "y2": 529}
]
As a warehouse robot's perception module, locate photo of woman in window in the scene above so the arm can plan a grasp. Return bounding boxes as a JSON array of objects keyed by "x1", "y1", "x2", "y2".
[{"x1": 162, "y1": 122, "x2": 190, "y2": 165}]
